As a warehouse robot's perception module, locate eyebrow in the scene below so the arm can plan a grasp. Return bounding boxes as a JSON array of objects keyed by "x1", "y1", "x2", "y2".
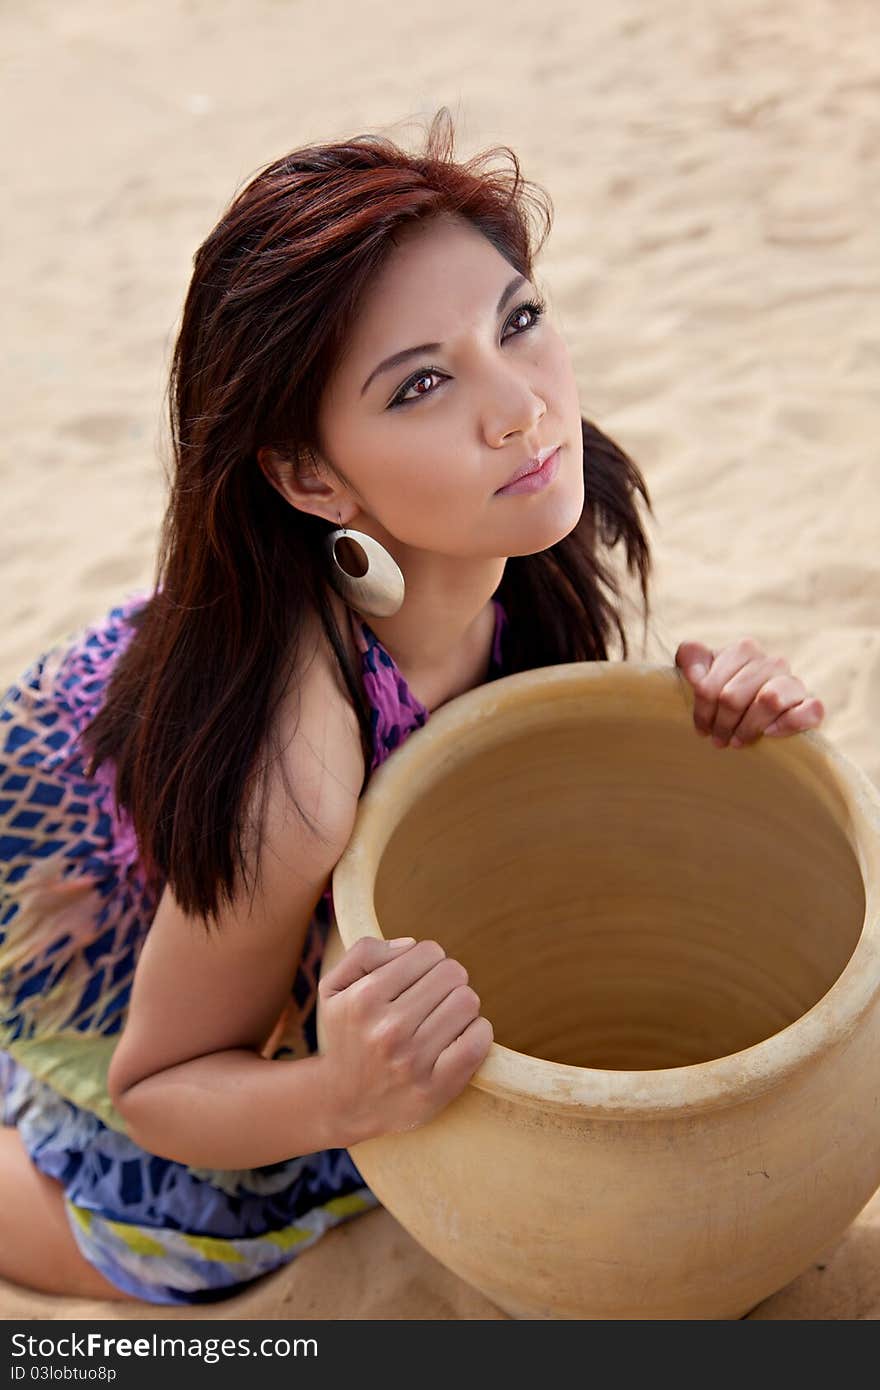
[{"x1": 360, "y1": 273, "x2": 529, "y2": 397}]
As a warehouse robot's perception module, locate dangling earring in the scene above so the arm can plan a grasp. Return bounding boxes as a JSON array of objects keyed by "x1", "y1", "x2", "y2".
[{"x1": 324, "y1": 513, "x2": 405, "y2": 617}]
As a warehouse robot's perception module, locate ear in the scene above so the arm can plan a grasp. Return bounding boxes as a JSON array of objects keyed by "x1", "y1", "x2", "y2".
[
  {"x1": 255, "y1": 444, "x2": 355, "y2": 530},
  {"x1": 257, "y1": 445, "x2": 341, "y2": 523},
  {"x1": 256, "y1": 445, "x2": 296, "y2": 499}
]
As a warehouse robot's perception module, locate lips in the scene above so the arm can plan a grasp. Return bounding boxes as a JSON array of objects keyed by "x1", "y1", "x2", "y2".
[{"x1": 497, "y1": 445, "x2": 561, "y2": 492}]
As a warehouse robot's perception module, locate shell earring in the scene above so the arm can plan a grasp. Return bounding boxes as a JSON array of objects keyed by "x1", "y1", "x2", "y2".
[{"x1": 324, "y1": 513, "x2": 405, "y2": 617}]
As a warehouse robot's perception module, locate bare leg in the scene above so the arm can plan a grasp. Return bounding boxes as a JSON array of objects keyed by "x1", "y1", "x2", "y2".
[{"x1": 0, "y1": 1126, "x2": 140, "y2": 1301}]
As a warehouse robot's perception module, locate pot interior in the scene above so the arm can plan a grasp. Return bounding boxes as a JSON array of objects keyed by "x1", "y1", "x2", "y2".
[{"x1": 373, "y1": 706, "x2": 866, "y2": 1069}]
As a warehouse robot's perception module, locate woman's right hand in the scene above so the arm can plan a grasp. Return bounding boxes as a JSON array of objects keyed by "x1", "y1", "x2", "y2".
[{"x1": 317, "y1": 936, "x2": 493, "y2": 1142}]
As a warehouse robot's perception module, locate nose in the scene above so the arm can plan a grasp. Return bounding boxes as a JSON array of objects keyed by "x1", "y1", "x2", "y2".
[{"x1": 487, "y1": 387, "x2": 547, "y2": 450}]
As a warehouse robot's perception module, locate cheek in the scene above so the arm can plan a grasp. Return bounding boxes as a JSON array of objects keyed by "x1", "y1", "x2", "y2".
[
  {"x1": 548, "y1": 335, "x2": 580, "y2": 404},
  {"x1": 364, "y1": 443, "x2": 460, "y2": 525}
]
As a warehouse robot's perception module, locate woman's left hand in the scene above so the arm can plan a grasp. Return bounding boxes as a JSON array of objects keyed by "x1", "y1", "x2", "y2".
[{"x1": 675, "y1": 637, "x2": 826, "y2": 748}]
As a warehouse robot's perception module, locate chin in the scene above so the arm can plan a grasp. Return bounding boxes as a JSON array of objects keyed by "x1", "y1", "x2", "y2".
[
  {"x1": 531, "y1": 476, "x2": 586, "y2": 552},
  {"x1": 510, "y1": 510, "x2": 584, "y2": 558}
]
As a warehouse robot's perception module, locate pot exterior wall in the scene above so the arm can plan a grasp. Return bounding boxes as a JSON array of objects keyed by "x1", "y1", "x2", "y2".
[
  {"x1": 318, "y1": 920, "x2": 880, "y2": 1319},
  {"x1": 316, "y1": 666, "x2": 880, "y2": 1320}
]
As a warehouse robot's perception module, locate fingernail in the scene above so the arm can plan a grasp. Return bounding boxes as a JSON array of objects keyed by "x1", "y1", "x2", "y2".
[
  {"x1": 730, "y1": 736, "x2": 743, "y2": 748},
  {"x1": 711, "y1": 735, "x2": 727, "y2": 748},
  {"x1": 690, "y1": 663, "x2": 708, "y2": 683},
  {"x1": 388, "y1": 937, "x2": 416, "y2": 947}
]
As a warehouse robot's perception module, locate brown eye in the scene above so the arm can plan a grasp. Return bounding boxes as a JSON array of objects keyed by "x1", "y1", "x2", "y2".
[
  {"x1": 507, "y1": 303, "x2": 539, "y2": 333},
  {"x1": 388, "y1": 296, "x2": 546, "y2": 410},
  {"x1": 503, "y1": 298, "x2": 546, "y2": 337},
  {"x1": 410, "y1": 372, "x2": 440, "y2": 397},
  {"x1": 389, "y1": 367, "x2": 446, "y2": 409}
]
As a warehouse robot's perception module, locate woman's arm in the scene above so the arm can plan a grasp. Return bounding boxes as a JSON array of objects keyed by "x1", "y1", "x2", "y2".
[
  {"x1": 108, "y1": 635, "x2": 367, "y2": 1168},
  {"x1": 115, "y1": 1048, "x2": 364, "y2": 1169}
]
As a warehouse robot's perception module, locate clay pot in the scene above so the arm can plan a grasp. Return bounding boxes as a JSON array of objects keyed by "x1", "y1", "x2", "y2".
[{"x1": 315, "y1": 662, "x2": 880, "y2": 1319}]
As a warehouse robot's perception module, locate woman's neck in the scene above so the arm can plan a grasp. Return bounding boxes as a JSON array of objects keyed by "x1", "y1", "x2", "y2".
[
  {"x1": 328, "y1": 586, "x2": 499, "y2": 715},
  {"x1": 355, "y1": 554, "x2": 506, "y2": 676}
]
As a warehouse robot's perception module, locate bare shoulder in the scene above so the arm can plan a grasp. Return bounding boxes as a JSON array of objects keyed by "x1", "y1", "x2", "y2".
[{"x1": 278, "y1": 598, "x2": 366, "y2": 812}]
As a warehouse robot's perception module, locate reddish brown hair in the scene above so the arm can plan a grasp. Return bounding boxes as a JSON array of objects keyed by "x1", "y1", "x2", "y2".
[{"x1": 82, "y1": 108, "x2": 654, "y2": 925}]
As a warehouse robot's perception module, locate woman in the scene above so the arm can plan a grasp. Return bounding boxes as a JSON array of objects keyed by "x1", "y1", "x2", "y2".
[{"x1": 0, "y1": 108, "x2": 823, "y2": 1305}]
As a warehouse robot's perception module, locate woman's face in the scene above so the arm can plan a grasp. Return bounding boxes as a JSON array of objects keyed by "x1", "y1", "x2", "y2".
[{"x1": 313, "y1": 214, "x2": 585, "y2": 560}]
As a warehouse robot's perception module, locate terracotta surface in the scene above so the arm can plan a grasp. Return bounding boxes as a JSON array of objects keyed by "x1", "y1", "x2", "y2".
[{"x1": 317, "y1": 662, "x2": 880, "y2": 1319}]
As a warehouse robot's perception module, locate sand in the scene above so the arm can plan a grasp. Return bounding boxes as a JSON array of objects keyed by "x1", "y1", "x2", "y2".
[{"x1": 2, "y1": 0, "x2": 878, "y2": 1320}]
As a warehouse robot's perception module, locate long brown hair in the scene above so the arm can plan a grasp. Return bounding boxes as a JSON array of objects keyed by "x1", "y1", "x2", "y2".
[{"x1": 81, "y1": 108, "x2": 654, "y2": 926}]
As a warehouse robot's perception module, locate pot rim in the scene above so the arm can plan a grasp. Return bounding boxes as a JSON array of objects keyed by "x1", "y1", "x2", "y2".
[{"x1": 331, "y1": 662, "x2": 880, "y2": 1120}]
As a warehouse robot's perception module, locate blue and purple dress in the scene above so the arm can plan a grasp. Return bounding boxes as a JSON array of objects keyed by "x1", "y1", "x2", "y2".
[{"x1": 0, "y1": 589, "x2": 509, "y2": 1304}]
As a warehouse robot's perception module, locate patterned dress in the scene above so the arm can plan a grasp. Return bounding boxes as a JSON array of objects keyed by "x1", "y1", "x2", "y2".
[{"x1": 0, "y1": 589, "x2": 509, "y2": 1304}]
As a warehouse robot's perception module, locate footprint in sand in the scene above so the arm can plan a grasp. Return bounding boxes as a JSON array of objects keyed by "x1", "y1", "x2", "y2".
[
  {"x1": 56, "y1": 414, "x2": 140, "y2": 448},
  {"x1": 78, "y1": 554, "x2": 151, "y2": 592},
  {"x1": 762, "y1": 193, "x2": 855, "y2": 246},
  {"x1": 10, "y1": 604, "x2": 38, "y2": 627}
]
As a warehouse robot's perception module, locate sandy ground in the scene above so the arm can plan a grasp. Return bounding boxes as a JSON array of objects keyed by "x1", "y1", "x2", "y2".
[{"x1": 1, "y1": 0, "x2": 878, "y2": 1320}]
